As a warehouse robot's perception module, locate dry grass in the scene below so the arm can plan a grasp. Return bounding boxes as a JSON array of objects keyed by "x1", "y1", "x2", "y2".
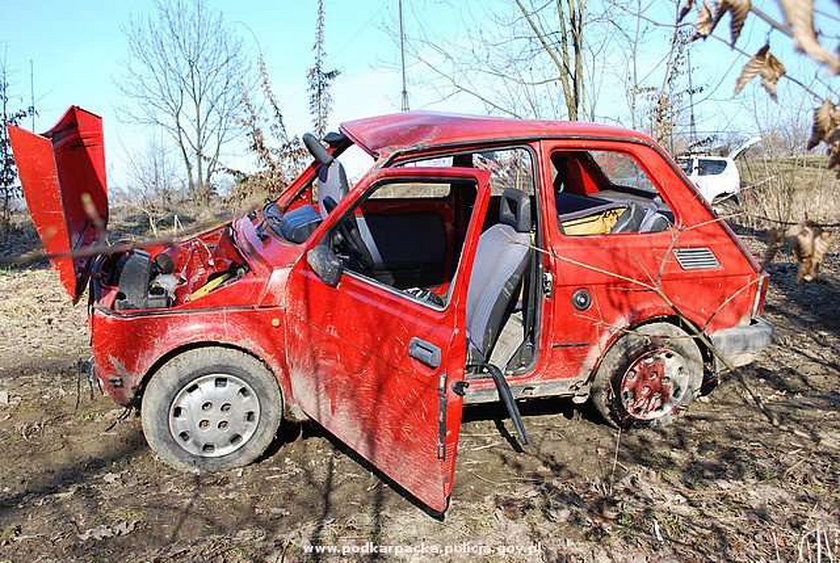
[{"x1": 738, "y1": 156, "x2": 840, "y2": 228}]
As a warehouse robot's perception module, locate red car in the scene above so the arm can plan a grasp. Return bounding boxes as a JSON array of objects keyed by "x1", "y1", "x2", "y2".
[{"x1": 10, "y1": 107, "x2": 771, "y2": 513}]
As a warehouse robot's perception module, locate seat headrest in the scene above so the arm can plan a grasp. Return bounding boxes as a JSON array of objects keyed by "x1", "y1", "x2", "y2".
[
  {"x1": 317, "y1": 161, "x2": 350, "y2": 217},
  {"x1": 499, "y1": 188, "x2": 532, "y2": 233}
]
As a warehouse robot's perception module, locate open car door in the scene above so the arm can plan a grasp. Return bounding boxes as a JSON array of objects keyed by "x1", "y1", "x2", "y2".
[{"x1": 284, "y1": 167, "x2": 491, "y2": 513}]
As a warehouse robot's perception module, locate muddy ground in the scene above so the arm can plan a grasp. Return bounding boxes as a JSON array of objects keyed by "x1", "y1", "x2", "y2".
[{"x1": 0, "y1": 225, "x2": 838, "y2": 562}]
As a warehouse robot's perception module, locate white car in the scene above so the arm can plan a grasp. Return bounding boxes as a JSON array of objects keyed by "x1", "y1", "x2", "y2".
[{"x1": 677, "y1": 136, "x2": 760, "y2": 204}]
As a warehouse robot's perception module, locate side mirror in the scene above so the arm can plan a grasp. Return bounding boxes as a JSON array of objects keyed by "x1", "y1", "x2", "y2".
[{"x1": 306, "y1": 244, "x2": 343, "y2": 287}]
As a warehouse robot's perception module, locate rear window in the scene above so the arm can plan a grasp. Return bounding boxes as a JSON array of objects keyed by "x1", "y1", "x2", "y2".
[{"x1": 697, "y1": 159, "x2": 727, "y2": 176}]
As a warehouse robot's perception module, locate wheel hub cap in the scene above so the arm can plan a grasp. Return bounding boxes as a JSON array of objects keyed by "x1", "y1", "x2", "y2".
[
  {"x1": 619, "y1": 349, "x2": 689, "y2": 420},
  {"x1": 169, "y1": 373, "x2": 260, "y2": 458}
]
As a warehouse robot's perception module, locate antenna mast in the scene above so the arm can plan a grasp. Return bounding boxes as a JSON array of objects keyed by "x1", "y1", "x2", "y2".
[
  {"x1": 687, "y1": 47, "x2": 696, "y2": 146},
  {"x1": 398, "y1": 0, "x2": 409, "y2": 112},
  {"x1": 29, "y1": 59, "x2": 35, "y2": 130}
]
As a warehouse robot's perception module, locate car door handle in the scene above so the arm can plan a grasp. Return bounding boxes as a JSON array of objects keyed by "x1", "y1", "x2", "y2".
[{"x1": 408, "y1": 337, "x2": 441, "y2": 368}]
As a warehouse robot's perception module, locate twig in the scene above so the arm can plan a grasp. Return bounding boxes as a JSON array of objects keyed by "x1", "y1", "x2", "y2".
[{"x1": 609, "y1": 427, "x2": 621, "y2": 497}]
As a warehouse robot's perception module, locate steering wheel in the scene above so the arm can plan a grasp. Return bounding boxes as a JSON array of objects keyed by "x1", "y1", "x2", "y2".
[{"x1": 322, "y1": 197, "x2": 376, "y2": 274}]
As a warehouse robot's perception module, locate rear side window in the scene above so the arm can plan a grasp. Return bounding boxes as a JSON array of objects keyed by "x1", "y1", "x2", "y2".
[
  {"x1": 589, "y1": 151, "x2": 656, "y2": 193},
  {"x1": 552, "y1": 149, "x2": 676, "y2": 236},
  {"x1": 697, "y1": 159, "x2": 727, "y2": 176}
]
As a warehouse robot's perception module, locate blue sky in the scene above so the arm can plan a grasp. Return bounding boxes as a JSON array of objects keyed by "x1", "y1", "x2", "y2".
[{"x1": 1, "y1": 0, "x2": 834, "y2": 188}]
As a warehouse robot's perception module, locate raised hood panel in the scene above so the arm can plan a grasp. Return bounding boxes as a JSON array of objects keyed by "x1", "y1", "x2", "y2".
[{"x1": 8, "y1": 106, "x2": 107, "y2": 302}]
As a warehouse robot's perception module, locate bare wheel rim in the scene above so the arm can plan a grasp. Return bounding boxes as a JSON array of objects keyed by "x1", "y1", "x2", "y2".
[
  {"x1": 168, "y1": 373, "x2": 261, "y2": 458},
  {"x1": 618, "y1": 348, "x2": 690, "y2": 421}
]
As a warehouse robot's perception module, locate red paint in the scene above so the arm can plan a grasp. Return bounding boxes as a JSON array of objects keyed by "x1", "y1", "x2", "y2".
[
  {"x1": 8, "y1": 107, "x2": 107, "y2": 301},
  {"x1": 12, "y1": 108, "x2": 770, "y2": 513}
]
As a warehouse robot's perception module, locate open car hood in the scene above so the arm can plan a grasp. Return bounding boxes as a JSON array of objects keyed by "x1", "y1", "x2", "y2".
[
  {"x1": 728, "y1": 135, "x2": 761, "y2": 160},
  {"x1": 8, "y1": 106, "x2": 108, "y2": 302}
]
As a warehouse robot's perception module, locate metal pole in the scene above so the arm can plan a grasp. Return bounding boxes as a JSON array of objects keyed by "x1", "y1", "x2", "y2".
[
  {"x1": 29, "y1": 59, "x2": 35, "y2": 130},
  {"x1": 399, "y1": 0, "x2": 409, "y2": 112},
  {"x1": 687, "y1": 48, "x2": 696, "y2": 146}
]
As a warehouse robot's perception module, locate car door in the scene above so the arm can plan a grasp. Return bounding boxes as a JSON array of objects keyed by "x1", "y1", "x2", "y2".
[
  {"x1": 540, "y1": 140, "x2": 725, "y2": 380},
  {"x1": 284, "y1": 166, "x2": 491, "y2": 513}
]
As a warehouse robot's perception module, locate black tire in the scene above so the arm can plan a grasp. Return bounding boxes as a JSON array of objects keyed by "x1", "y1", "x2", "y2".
[
  {"x1": 591, "y1": 322, "x2": 704, "y2": 429},
  {"x1": 141, "y1": 347, "x2": 282, "y2": 473}
]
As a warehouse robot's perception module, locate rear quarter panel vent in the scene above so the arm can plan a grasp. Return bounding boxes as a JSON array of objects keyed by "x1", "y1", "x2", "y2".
[{"x1": 673, "y1": 247, "x2": 720, "y2": 270}]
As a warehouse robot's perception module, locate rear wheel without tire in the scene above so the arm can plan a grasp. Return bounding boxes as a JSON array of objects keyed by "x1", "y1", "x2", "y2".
[
  {"x1": 591, "y1": 323, "x2": 704, "y2": 429},
  {"x1": 141, "y1": 348, "x2": 282, "y2": 473}
]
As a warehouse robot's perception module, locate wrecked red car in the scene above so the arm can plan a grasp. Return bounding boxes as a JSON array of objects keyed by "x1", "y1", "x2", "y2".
[{"x1": 9, "y1": 107, "x2": 772, "y2": 512}]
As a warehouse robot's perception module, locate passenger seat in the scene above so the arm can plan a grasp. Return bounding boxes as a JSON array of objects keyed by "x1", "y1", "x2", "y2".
[
  {"x1": 466, "y1": 189, "x2": 532, "y2": 362},
  {"x1": 465, "y1": 188, "x2": 533, "y2": 445}
]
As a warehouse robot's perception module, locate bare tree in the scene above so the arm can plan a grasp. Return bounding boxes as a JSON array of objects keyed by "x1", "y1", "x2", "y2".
[
  {"x1": 0, "y1": 54, "x2": 34, "y2": 235},
  {"x1": 230, "y1": 56, "x2": 309, "y2": 204},
  {"x1": 307, "y1": 0, "x2": 339, "y2": 138},
  {"x1": 126, "y1": 134, "x2": 179, "y2": 208},
  {"x1": 120, "y1": 0, "x2": 247, "y2": 206},
  {"x1": 402, "y1": 1, "x2": 626, "y2": 122},
  {"x1": 514, "y1": 0, "x2": 586, "y2": 120}
]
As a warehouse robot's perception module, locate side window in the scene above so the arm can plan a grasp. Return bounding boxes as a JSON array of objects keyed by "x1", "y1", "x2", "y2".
[
  {"x1": 553, "y1": 150, "x2": 675, "y2": 237},
  {"x1": 474, "y1": 148, "x2": 534, "y2": 195},
  {"x1": 369, "y1": 182, "x2": 451, "y2": 199},
  {"x1": 677, "y1": 158, "x2": 695, "y2": 175},
  {"x1": 697, "y1": 159, "x2": 727, "y2": 176},
  {"x1": 328, "y1": 177, "x2": 476, "y2": 308},
  {"x1": 400, "y1": 147, "x2": 535, "y2": 195},
  {"x1": 589, "y1": 151, "x2": 656, "y2": 193}
]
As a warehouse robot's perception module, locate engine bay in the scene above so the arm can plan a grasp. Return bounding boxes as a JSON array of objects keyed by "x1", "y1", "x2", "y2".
[{"x1": 93, "y1": 225, "x2": 248, "y2": 311}]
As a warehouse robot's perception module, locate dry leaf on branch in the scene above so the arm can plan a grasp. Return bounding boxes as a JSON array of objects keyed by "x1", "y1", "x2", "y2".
[
  {"x1": 805, "y1": 100, "x2": 840, "y2": 176},
  {"x1": 762, "y1": 228, "x2": 784, "y2": 266},
  {"x1": 806, "y1": 100, "x2": 839, "y2": 150},
  {"x1": 779, "y1": 0, "x2": 840, "y2": 74},
  {"x1": 786, "y1": 222, "x2": 835, "y2": 282},
  {"x1": 690, "y1": 0, "x2": 750, "y2": 44},
  {"x1": 717, "y1": 0, "x2": 751, "y2": 45},
  {"x1": 734, "y1": 44, "x2": 786, "y2": 100},
  {"x1": 828, "y1": 138, "x2": 840, "y2": 177},
  {"x1": 692, "y1": 0, "x2": 716, "y2": 40},
  {"x1": 678, "y1": 0, "x2": 695, "y2": 23}
]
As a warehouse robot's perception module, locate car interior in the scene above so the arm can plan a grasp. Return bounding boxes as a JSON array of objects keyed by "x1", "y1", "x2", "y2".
[{"x1": 552, "y1": 151, "x2": 675, "y2": 236}]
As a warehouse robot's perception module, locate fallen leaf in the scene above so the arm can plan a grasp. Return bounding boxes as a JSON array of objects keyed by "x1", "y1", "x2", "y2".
[{"x1": 77, "y1": 520, "x2": 138, "y2": 541}]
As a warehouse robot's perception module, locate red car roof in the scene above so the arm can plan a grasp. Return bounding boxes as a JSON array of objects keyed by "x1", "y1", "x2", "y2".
[{"x1": 339, "y1": 111, "x2": 653, "y2": 157}]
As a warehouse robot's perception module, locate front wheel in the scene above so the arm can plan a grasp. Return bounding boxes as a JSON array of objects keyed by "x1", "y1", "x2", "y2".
[
  {"x1": 591, "y1": 323, "x2": 704, "y2": 429},
  {"x1": 141, "y1": 348, "x2": 282, "y2": 473}
]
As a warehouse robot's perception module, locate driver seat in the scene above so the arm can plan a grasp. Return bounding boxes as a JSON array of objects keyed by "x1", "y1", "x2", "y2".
[
  {"x1": 316, "y1": 161, "x2": 350, "y2": 217},
  {"x1": 315, "y1": 159, "x2": 385, "y2": 267},
  {"x1": 466, "y1": 189, "x2": 532, "y2": 363}
]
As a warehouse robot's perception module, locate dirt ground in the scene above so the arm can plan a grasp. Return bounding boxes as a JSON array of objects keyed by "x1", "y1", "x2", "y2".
[{"x1": 0, "y1": 225, "x2": 838, "y2": 562}]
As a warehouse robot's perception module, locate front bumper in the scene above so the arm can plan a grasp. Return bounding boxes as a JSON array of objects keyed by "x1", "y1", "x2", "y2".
[{"x1": 710, "y1": 317, "x2": 773, "y2": 368}]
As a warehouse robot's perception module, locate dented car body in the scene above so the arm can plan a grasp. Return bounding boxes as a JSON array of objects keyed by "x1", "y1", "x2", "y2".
[{"x1": 10, "y1": 107, "x2": 772, "y2": 513}]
